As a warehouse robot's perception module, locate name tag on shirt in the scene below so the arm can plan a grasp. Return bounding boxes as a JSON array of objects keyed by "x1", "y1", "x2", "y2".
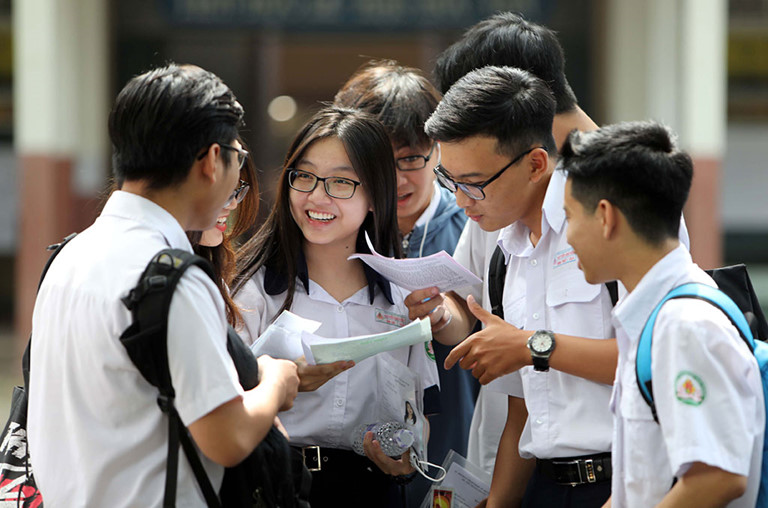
[
  {"x1": 375, "y1": 308, "x2": 407, "y2": 327},
  {"x1": 553, "y1": 247, "x2": 577, "y2": 269}
]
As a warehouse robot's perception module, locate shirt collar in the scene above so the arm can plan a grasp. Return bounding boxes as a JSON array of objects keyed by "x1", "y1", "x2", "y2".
[
  {"x1": 612, "y1": 244, "x2": 699, "y2": 341},
  {"x1": 413, "y1": 182, "x2": 442, "y2": 228},
  {"x1": 497, "y1": 170, "x2": 565, "y2": 263},
  {"x1": 542, "y1": 169, "x2": 567, "y2": 234},
  {"x1": 263, "y1": 232, "x2": 395, "y2": 305},
  {"x1": 100, "y1": 191, "x2": 192, "y2": 251}
]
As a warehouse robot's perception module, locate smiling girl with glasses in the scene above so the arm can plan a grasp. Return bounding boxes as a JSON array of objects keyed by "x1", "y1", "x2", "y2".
[{"x1": 232, "y1": 107, "x2": 439, "y2": 508}]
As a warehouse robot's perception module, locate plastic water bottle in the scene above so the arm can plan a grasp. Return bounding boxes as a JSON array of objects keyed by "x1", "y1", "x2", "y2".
[{"x1": 351, "y1": 422, "x2": 415, "y2": 458}]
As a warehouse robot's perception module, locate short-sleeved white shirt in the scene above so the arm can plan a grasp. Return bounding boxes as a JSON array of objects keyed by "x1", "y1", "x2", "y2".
[
  {"x1": 610, "y1": 245, "x2": 763, "y2": 507},
  {"x1": 28, "y1": 191, "x2": 243, "y2": 507},
  {"x1": 487, "y1": 170, "x2": 615, "y2": 459},
  {"x1": 452, "y1": 221, "x2": 508, "y2": 473},
  {"x1": 235, "y1": 265, "x2": 439, "y2": 449}
]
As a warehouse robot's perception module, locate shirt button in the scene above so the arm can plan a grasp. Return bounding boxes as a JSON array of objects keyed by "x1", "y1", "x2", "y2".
[
  {"x1": 530, "y1": 259, "x2": 538, "y2": 266},
  {"x1": 532, "y1": 312, "x2": 540, "y2": 320},
  {"x1": 535, "y1": 418, "x2": 543, "y2": 425},
  {"x1": 335, "y1": 399, "x2": 343, "y2": 407},
  {"x1": 337, "y1": 306, "x2": 344, "y2": 313}
]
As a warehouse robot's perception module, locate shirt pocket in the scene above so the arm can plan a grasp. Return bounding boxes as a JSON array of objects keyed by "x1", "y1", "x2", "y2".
[
  {"x1": 545, "y1": 271, "x2": 603, "y2": 337},
  {"x1": 618, "y1": 371, "x2": 666, "y2": 483},
  {"x1": 502, "y1": 295, "x2": 526, "y2": 328}
]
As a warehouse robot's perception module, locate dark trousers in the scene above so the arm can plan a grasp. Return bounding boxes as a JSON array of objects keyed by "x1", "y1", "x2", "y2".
[
  {"x1": 522, "y1": 461, "x2": 611, "y2": 508},
  {"x1": 295, "y1": 447, "x2": 403, "y2": 507}
]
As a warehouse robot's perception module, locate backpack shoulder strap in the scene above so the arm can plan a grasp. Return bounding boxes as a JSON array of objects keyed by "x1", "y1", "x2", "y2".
[
  {"x1": 488, "y1": 246, "x2": 507, "y2": 319},
  {"x1": 606, "y1": 280, "x2": 619, "y2": 307},
  {"x1": 120, "y1": 248, "x2": 221, "y2": 508},
  {"x1": 636, "y1": 282, "x2": 755, "y2": 422},
  {"x1": 22, "y1": 233, "x2": 78, "y2": 390}
]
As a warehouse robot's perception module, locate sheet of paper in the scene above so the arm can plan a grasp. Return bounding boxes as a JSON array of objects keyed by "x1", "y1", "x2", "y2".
[
  {"x1": 375, "y1": 353, "x2": 420, "y2": 422},
  {"x1": 300, "y1": 317, "x2": 431, "y2": 365},
  {"x1": 249, "y1": 310, "x2": 321, "y2": 360},
  {"x1": 348, "y1": 232, "x2": 481, "y2": 292},
  {"x1": 440, "y1": 462, "x2": 491, "y2": 508}
]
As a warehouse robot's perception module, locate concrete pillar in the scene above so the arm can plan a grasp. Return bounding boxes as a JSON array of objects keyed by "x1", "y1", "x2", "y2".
[
  {"x1": 13, "y1": 0, "x2": 109, "y2": 347},
  {"x1": 603, "y1": 0, "x2": 727, "y2": 269}
]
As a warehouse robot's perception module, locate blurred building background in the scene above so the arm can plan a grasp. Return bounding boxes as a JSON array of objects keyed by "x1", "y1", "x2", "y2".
[{"x1": 1, "y1": 0, "x2": 767, "y2": 402}]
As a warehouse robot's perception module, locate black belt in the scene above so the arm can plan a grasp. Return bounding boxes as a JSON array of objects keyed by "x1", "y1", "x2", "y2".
[
  {"x1": 293, "y1": 445, "x2": 379, "y2": 474},
  {"x1": 537, "y1": 453, "x2": 612, "y2": 486}
]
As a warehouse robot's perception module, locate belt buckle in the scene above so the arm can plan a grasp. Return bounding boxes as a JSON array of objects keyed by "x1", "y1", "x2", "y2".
[
  {"x1": 553, "y1": 459, "x2": 584, "y2": 486},
  {"x1": 302, "y1": 445, "x2": 322, "y2": 472}
]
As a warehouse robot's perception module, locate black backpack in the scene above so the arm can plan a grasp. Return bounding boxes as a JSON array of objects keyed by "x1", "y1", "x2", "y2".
[
  {"x1": 487, "y1": 245, "x2": 619, "y2": 319},
  {"x1": 120, "y1": 248, "x2": 311, "y2": 508},
  {"x1": 0, "y1": 233, "x2": 77, "y2": 508}
]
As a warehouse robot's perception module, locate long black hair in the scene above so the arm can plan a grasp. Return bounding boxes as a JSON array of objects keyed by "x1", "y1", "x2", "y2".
[{"x1": 233, "y1": 106, "x2": 401, "y2": 315}]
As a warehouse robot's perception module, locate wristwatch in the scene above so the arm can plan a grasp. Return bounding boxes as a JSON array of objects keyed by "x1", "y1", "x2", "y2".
[{"x1": 527, "y1": 330, "x2": 556, "y2": 372}]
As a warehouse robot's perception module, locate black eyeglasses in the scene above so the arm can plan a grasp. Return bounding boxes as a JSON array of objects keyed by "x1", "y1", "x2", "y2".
[
  {"x1": 227, "y1": 179, "x2": 250, "y2": 204},
  {"x1": 287, "y1": 169, "x2": 361, "y2": 199},
  {"x1": 434, "y1": 146, "x2": 545, "y2": 200},
  {"x1": 396, "y1": 143, "x2": 438, "y2": 172},
  {"x1": 197, "y1": 143, "x2": 249, "y2": 170},
  {"x1": 220, "y1": 144, "x2": 249, "y2": 170}
]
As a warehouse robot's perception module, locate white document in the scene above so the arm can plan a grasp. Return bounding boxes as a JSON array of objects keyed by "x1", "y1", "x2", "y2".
[
  {"x1": 348, "y1": 232, "x2": 481, "y2": 292},
  {"x1": 249, "y1": 310, "x2": 321, "y2": 360},
  {"x1": 375, "y1": 353, "x2": 421, "y2": 421},
  {"x1": 301, "y1": 317, "x2": 431, "y2": 365},
  {"x1": 440, "y1": 462, "x2": 491, "y2": 508}
]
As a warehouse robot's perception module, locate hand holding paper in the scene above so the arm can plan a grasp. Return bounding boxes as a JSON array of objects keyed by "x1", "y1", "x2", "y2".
[{"x1": 348, "y1": 232, "x2": 481, "y2": 292}]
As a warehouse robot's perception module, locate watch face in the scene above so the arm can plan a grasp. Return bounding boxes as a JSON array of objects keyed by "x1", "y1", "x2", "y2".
[{"x1": 531, "y1": 332, "x2": 553, "y2": 353}]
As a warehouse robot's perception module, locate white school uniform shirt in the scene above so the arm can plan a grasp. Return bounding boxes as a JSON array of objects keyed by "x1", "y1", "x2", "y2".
[
  {"x1": 452, "y1": 221, "x2": 508, "y2": 473},
  {"x1": 487, "y1": 170, "x2": 615, "y2": 459},
  {"x1": 235, "y1": 262, "x2": 439, "y2": 449},
  {"x1": 610, "y1": 245, "x2": 763, "y2": 507},
  {"x1": 28, "y1": 191, "x2": 243, "y2": 507}
]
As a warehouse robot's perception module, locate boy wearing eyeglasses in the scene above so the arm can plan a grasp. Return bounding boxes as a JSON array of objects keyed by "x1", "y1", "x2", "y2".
[
  {"x1": 27, "y1": 64, "x2": 300, "y2": 506},
  {"x1": 405, "y1": 65, "x2": 616, "y2": 507}
]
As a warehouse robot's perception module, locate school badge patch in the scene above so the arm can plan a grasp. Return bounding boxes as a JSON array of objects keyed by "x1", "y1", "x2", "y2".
[
  {"x1": 375, "y1": 308, "x2": 407, "y2": 327},
  {"x1": 425, "y1": 340, "x2": 436, "y2": 362},
  {"x1": 675, "y1": 371, "x2": 706, "y2": 406}
]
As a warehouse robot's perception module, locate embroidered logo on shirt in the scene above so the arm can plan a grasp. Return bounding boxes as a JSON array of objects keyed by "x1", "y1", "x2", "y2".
[
  {"x1": 553, "y1": 248, "x2": 577, "y2": 269},
  {"x1": 375, "y1": 308, "x2": 407, "y2": 327},
  {"x1": 675, "y1": 371, "x2": 706, "y2": 406},
  {"x1": 425, "y1": 340, "x2": 436, "y2": 362}
]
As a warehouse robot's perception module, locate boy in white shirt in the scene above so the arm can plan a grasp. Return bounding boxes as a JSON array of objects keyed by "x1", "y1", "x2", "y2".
[
  {"x1": 560, "y1": 120, "x2": 763, "y2": 507},
  {"x1": 28, "y1": 64, "x2": 300, "y2": 506}
]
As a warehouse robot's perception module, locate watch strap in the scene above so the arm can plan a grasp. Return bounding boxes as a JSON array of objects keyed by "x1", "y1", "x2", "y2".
[{"x1": 532, "y1": 354, "x2": 550, "y2": 372}]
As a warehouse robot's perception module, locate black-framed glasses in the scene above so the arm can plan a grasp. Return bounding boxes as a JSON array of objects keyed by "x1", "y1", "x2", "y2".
[
  {"x1": 197, "y1": 142, "x2": 249, "y2": 170},
  {"x1": 287, "y1": 169, "x2": 361, "y2": 199},
  {"x1": 396, "y1": 143, "x2": 438, "y2": 172},
  {"x1": 220, "y1": 143, "x2": 249, "y2": 170},
  {"x1": 227, "y1": 179, "x2": 250, "y2": 204},
  {"x1": 434, "y1": 146, "x2": 545, "y2": 200}
]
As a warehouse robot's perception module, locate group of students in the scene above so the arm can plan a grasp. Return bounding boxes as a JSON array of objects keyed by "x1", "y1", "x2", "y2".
[{"x1": 25, "y1": 10, "x2": 764, "y2": 508}]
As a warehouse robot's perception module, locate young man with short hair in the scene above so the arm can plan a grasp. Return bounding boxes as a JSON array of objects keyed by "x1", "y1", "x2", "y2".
[
  {"x1": 432, "y1": 12, "x2": 607, "y2": 477},
  {"x1": 28, "y1": 64, "x2": 300, "y2": 506},
  {"x1": 428, "y1": 12, "x2": 687, "y2": 491},
  {"x1": 560, "y1": 121, "x2": 763, "y2": 508},
  {"x1": 407, "y1": 65, "x2": 617, "y2": 506}
]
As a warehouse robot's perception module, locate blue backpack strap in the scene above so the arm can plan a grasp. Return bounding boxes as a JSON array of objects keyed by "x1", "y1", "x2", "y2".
[
  {"x1": 637, "y1": 282, "x2": 757, "y2": 420},
  {"x1": 636, "y1": 282, "x2": 768, "y2": 506}
]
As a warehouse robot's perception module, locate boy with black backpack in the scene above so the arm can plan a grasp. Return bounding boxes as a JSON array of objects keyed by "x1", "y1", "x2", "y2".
[
  {"x1": 560, "y1": 120, "x2": 764, "y2": 507},
  {"x1": 26, "y1": 64, "x2": 300, "y2": 506}
]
